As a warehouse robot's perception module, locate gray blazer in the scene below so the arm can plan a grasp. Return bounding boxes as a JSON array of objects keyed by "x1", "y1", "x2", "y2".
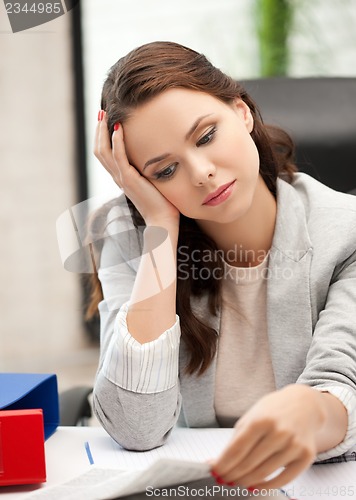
[{"x1": 93, "y1": 173, "x2": 356, "y2": 452}]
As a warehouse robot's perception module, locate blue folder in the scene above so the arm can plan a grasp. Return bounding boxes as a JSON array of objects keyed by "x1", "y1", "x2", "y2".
[{"x1": 0, "y1": 373, "x2": 59, "y2": 439}]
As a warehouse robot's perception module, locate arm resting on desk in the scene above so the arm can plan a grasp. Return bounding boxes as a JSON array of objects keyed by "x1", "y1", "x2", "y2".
[
  {"x1": 93, "y1": 372, "x2": 182, "y2": 451},
  {"x1": 93, "y1": 302, "x2": 183, "y2": 451}
]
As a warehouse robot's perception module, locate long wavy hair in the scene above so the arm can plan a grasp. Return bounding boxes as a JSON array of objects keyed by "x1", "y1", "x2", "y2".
[{"x1": 86, "y1": 41, "x2": 297, "y2": 375}]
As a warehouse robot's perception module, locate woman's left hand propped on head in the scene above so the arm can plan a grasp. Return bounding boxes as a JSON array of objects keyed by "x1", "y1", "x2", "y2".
[
  {"x1": 94, "y1": 111, "x2": 181, "y2": 229},
  {"x1": 210, "y1": 384, "x2": 326, "y2": 490}
]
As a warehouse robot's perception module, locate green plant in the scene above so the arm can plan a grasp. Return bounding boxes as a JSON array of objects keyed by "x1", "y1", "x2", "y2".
[{"x1": 257, "y1": 0, "x2": 293, "y2": 76}]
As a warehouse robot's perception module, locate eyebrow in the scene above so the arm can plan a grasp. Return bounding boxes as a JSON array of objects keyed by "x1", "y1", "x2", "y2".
[{"x1": 143, "y1": 114, "x2": 213, "y2": 171}]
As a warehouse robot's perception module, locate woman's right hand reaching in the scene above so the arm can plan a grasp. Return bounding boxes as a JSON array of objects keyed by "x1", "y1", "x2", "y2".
[{"x1": 94, "y1": 112, "x2": 180, "y2": 230}]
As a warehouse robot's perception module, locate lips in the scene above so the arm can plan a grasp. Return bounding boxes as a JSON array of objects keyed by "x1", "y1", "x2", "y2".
[{"x1": 202, "y1": 180, "x2": 236, "y2": 205}]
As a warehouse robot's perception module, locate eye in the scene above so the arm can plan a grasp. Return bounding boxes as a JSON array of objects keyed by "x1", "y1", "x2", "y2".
[
  {"x1": 197, "y1": 127, "x2": 217, "y2": 147},
  {"x1": 154, "y1": 163, "x2": 178, "y2": 180}
]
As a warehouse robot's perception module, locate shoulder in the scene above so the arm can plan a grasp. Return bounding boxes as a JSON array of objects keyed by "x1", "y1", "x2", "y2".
[
  {"x1": 291, "y1": 172, "x2": 356, "y2": 214},
  {"x1": 281, "y1": 172, "x2": 356, "y2": 258}
]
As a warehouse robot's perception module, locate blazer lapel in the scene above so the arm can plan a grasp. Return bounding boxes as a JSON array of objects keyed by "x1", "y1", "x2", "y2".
[{"x1": 267, "y1": 178, "x2": 314, "y2": 388}]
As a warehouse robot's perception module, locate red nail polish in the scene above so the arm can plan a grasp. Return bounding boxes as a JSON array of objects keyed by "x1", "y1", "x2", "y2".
[
  {"x1": 227, "y1": 481, "x2": 235, "y2": 486},
  {"x1": 210, "y1": 470, "x2": 219, "y2": 478},
  {"x1": 114, "y1": 123, "x2": 119, "y2": 131},
  {"x1": 98, "y1": 110, "x2": 102, "y2": 121},
  {"x1": 216, "y1": 476, "x2": 225, "y2": 485},
  {"x1": 247, "y1": 487, "x2": 259, "y2": 493}
]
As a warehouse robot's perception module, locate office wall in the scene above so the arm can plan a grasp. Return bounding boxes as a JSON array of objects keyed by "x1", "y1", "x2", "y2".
[{"x1": 0, "y1": 6, "x2": 97, "y2": 389}]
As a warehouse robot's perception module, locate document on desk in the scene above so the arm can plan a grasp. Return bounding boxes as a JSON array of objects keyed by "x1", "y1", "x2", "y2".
[
  {"x1": 26, "y1": 458, "x2": 212, "y2": 500},
  {"x1": 88, "y1": 427, "x2": 233, "y2": 470},
  {"x1": 26, "y1": 463, "x2": 288, "y2": 500},
  {"x1": 26, "y1": 428, "x2": 356, "y2": 500},
  {"x1": 26, "y1": 429, "x2": 228, "y2": 499}
]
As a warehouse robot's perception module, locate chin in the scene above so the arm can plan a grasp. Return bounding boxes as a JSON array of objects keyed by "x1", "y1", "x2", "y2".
[{"x1": 219, "y1": 200, "x2": 251, "y2": 223}]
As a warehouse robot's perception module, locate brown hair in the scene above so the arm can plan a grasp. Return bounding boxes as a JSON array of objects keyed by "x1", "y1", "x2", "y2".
[{"x1": 86, "y1": 41, "x2": 297, "y2": 375}]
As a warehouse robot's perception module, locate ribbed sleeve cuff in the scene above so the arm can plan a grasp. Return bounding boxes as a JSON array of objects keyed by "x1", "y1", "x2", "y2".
[
  {"x1": 102, "y1": 301, "x2": 181, "y2": 394},
  {"x1": 313, "y1": 385, "x2": 356, "y2": 461}
]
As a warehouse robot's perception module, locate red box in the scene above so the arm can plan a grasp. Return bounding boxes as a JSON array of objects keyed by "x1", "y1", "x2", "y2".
[{"x1": 0, "y1": 409, "x2": 46, "y2": 486}]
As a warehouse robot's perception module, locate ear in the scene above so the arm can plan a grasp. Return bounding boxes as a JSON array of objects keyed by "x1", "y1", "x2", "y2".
[{"x1": 232, "y1": 98, "x2": 254, "y2": 133}]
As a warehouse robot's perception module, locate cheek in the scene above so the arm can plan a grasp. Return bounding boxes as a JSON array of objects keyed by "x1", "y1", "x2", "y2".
[
  {"x1": 221, "y1": 125, "x2": 256, "y2": 162},
  {"x1": 232, "y1": 133, "x2": 260, "y2": 175}
]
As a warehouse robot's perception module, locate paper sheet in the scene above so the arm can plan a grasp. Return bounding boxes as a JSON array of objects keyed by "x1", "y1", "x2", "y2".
[
  {"x1": 285, "y1": 461, "x2": 356, "y2": 499},
  {"x1": 26, "y1": 460, "x2": 211, "y2": 499},
  {"x1": 26, "y1": 461, "x2": 288, "y2": 500},
  {"x1": 87, "y1": 428, "x2": 233, "y2": 470}
]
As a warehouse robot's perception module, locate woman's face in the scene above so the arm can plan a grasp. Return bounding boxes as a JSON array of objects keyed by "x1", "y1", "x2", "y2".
[{"x1": 123, "y1": 88, "x2": 260, "y2": 224}]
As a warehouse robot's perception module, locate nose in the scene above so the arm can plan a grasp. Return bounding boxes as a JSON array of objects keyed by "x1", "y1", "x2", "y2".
[{"x1": 188, "y1": 157, "x2": 216, "y2": 186}]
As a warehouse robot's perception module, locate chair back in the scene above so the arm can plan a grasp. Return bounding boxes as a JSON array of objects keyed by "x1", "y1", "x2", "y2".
[{"x1": 243, "y1": 77, "x2": 356, "y2": 194}]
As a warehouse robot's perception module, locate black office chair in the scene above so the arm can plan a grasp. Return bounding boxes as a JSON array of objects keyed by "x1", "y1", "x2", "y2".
[
  {"x1": 59, "y1": 386, "x2": 93, "y2": 426},
  {"x1": 242, "y1": 77, "x2": 356, "y2": 194},
  {"x1": 59, "y1": 77, "x2": 356, "y2": 426}
]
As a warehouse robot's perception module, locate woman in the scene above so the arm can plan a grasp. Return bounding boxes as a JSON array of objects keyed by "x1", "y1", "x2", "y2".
[{"x1": 90, "y1": 41, "x2": 356, "y2": 490}]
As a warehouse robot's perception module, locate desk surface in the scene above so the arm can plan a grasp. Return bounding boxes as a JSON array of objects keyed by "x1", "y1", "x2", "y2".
[
  {"x1": 0, "y1": 427, "x2": 246, "y2": 499},
  {"x1": 1, "y1": 427, "x2": 355, "y2": 500}
]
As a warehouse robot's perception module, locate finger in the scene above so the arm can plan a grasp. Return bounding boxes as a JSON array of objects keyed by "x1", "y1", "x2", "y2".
[
  {"x1": 93, "y1": 114, "x2": 117, "y2": 180},
  {"x1": 93, "y1": 112, "x2": 101, "y2": 157},
  {"x1": 111, "y1": 123, "x2": 142, "y2": 188},
  {"x1": 231, "y1": 444, "x2": 299, "y2": 487},
  {"x1": 97, "y1": 113, "x2": 118, "y2": 175},
  {"x1": 251, "y1": 455, "x2": 313, "y2": 491},
  {"x1": 212, "y1": 420, "x2": 267, "y2": 477},
  {"x1": 220, "y1": 427, "x2": 293, "y2": 483}
]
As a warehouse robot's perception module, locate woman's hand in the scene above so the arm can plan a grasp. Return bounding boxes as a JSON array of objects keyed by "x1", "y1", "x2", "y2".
[
  {"x1": 211, "y1": 384, "x2": 327, "y2": 490},
  {"x1": 94, "y1": 113, "x2": 180, "y2": 228}
]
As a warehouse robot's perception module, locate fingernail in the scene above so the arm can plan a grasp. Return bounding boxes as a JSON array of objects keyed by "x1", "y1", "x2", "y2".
[
  {"x1": 98, "y1": 110, "x2": 104, "y2": 121},
  {"x1": 114, "y1": 123, "x2": 120, "y2": 131},
  {"x1": 227, "y1": 481, "x2": 235, "y2": 486},
  {"x1": 247, "y1": 487, "x2": 259, "y2": 493},
  {"x1": 210, "y1": 470, "x2": 226, "y2": 484}
]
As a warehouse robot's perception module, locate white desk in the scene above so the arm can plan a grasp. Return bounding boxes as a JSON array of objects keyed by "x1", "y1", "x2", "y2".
[
  {"x1": 0, "y1": 427, "x2": 241, "y2": 499},
  {"x1": 0, "y1": 427, "x2": 355, "y2": 500}
]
